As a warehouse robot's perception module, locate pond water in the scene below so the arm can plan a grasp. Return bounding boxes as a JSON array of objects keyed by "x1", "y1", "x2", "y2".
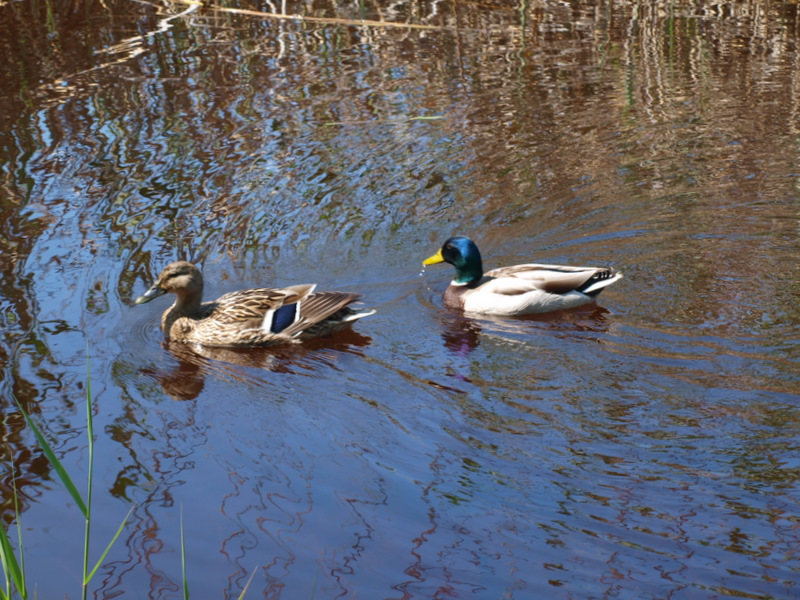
[{"x1": 1, "y1": 0, "x2": 799, "y2": 598}]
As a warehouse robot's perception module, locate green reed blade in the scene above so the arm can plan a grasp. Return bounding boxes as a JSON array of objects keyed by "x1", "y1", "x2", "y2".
[
  {"x1": 180, "y1": 506, "x2": 188, "y2": 600},
  {"x1": 83, "y1": 504, "x2": 135, "y2": 585},
  {"x1": 12, "y1": 395, "x2": 87, "y2": 518},
  {"x1": 309, "y1": 566, "x2": 319, "y2": 600},
  {"x1": 85, "y1": 348, "x2": 93, "y2": 464},
  {"x1": 0, "y1": 520, "x2": 24, "y2": 600},
  {"x1": 11, "y1": 480, "x2": 26, "y2": 599},
  {"x1": 0, "y1": 546, "x2": 8, "y2": 600},
  {"x1": 82, "y1": 351, "x2": 94, "y2": 600},
  {"x1": 237, "y1": 569, "x2": 256, "y2": 600}
]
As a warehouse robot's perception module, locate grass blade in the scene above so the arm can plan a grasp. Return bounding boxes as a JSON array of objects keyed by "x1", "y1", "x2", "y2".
[
  {"x1": 181, "y1": 505, "x2": 188, "y2": 600},
  {"x1": 309, "y1": 566, "x2": 319, "y2": 600},
  {"x1": 11, "y1": 480, "x2": 26, "y2": 599},
  {"x1": 0, "y1": 545, "x2": 8, "y2": 600},
  {"x1": 83, "y1": 504, "x2": 135, "y2": 584},
  {"x1": 82, "y1": 351, "x2": 94, "y2": 600},
  {"x1": 11, "y1": 395, "x2": 87, "y2": 518},
  {"x1": 0, "y1": 519, "x2": 24, "y2": 599},
  {"x1": 0, "y1": 526, "x2": 15, "y2": 600},
  {"x1": 237, "y1": 569, "x2": 256, "y2": 600}
]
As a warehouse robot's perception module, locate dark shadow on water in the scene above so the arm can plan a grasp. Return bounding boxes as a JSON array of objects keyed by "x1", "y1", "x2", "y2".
[
  {"x1": 142, "y1": 330, "x2": 372, "y2": 401},
  {"x1": 439, "y1": 303, "x2": 613, "y2": 356}
]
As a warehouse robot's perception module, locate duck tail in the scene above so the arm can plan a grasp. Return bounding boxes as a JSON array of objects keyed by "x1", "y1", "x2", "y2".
[
  {"x1": 339, "y1": 308, "x2": 376, "y2": 323},
  {"x1": 580, "y1": 269, "x2": 623, "y2": 297},
  {"x1": 279, "y1": 292, "x2": 373, "y2": 338}
]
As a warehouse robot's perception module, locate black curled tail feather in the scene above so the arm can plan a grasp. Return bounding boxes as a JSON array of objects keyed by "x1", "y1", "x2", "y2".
[{"x1": 577, "y1": 268, "x2": 618, "y2": 297}]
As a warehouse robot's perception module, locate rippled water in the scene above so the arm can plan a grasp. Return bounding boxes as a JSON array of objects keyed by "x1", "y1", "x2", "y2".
[{"x1": 1, "y1": 0, "x2": 799, "y2": 598}]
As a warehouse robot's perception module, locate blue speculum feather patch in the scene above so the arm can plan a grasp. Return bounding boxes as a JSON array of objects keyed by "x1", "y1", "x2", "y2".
[{"x1": 271, "y1": 303, "x2": 298, "y2": 333}]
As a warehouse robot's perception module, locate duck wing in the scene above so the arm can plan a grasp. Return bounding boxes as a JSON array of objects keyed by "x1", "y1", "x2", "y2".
[
  {"x1": 209, "y1": 286, "x2": 311, "y2": 329},
  {"x1": 277, "y1": 291, "x2": 364, "y2": 338},
  {"x1": 484, "y1": 264, "x2": 620, "y2": 296}
]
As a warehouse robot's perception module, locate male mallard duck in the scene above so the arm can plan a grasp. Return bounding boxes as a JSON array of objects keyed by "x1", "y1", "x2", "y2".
[
  {"x1": 135, "y1": 261, "x2": 374, "y2": 347},
  {"x1": 423, "y1": 236, "x2": 622, "y2": 315}
]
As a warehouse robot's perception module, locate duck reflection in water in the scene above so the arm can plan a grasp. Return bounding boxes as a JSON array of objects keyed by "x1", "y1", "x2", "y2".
[
  {"x1": 438, "y1": 303, "x2": 614, "y2": 358},
  {"x1": 440, "y1": 314, "x2": 483, "y2": 356},
  {"x1": 144, "y1": 330, "x2": 372, "y2": 401}
]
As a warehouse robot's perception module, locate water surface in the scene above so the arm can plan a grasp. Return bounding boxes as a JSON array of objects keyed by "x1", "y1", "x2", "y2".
[{"x1": 1, "y1": 0, "x2": 799, "y2": 598}]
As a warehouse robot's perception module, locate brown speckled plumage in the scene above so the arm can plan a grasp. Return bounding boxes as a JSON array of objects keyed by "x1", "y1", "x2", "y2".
[{"x1": 135, "y1": 261, "x2": 373, "y2": 347}]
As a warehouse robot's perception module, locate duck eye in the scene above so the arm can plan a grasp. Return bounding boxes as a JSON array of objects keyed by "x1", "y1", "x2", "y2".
[{"x1": 445, "y1": 243, "x2": 453, "y2": 250}]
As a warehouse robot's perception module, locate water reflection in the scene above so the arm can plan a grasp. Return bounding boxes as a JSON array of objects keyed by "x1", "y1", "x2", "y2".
[
  {"x1": 439, "y1": 314, "x2": 482, "y2": 356},
  {"x1": 144, "y1": 332, "x2": 372, "y2": 401},
  {"x1": 2, "y1": 0, "x2": 800, "y2": 597},
  {"x1": 438, "y1": 304, "x2": 614, "y2": 356}
]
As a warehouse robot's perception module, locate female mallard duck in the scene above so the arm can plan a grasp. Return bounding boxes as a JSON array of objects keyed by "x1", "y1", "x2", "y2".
[
  {"x1": 135, "y1": 261, "x2": 374, "y2": 347},
  {"x1": 423, "y1": 236, "x2": 622, "y2": 315}
]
